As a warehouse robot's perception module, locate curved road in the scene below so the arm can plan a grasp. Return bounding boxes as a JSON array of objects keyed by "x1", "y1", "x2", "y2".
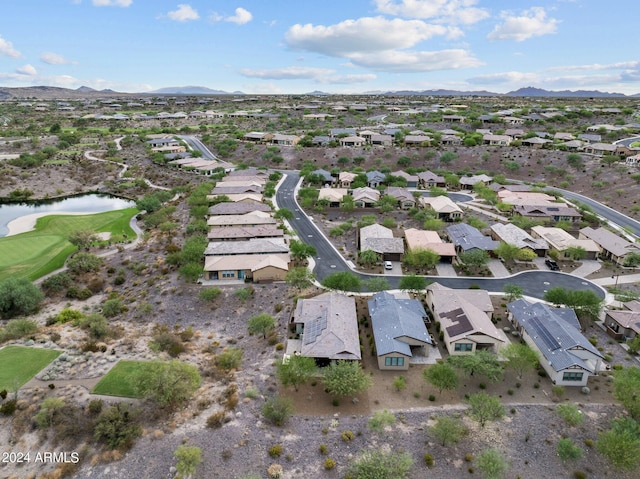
[{"x1": 276, "y1": 172, "x2": 606, "y2": 300}]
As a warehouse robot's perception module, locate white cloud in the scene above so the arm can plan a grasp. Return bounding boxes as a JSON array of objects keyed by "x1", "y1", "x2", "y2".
[
  {"x1": 325, "y1": 73, "x2": 377, "y2": 84},
  {"x1": 0, "y1": 36, "x2": 21, "y2": 58},
  {"x1": 40, "y1": 52, "x2": 74, "y2": 65},
  {"x1": 547, "y1": 61, "x2": 639, "y2": 72},
  {"x1": 92, "y1": 0, "x2": 133, "y2": 6},
  {"x1": 16, "y1": 64, "x2": 37, "y2": 76},
  {"x1": 0, "y1": 70, "x2": 152, "y2": 92},
  {"x1": 226, "y1": 7, "x2": 252, "y2": 25},
  {"x1": 487, "y1": 7, "x2": 559, "y2": 42},
  {"x1": 466, "y1": 71, "x2": 539, "y2": 85},
  {"x1": 239, "y1": 66, "x2": 335, "y2": 80},
  {"x1": 374, "y1": 0, "x2": 489, "y2": 24},
  {"x1": 286, "y1": 16, "x2": 457, "y2": 57},
  {"x1": 349, "y1": 49, "x2": 482, "y2": 72},
  {"x1": 167, "y1": 4, "x2": 199, "y2": 22}
]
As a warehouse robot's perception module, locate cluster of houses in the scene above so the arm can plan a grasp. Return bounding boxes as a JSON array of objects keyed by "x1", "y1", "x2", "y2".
[
  {"x1": 200, "y1": 169, "x2": 292, "y2": 283},
  {"x1": 146, "y1": 135, "x2": 233, "y2": 175},
  {"x1": 285, "y1": 284, "x2": 605, "y2": 386}
]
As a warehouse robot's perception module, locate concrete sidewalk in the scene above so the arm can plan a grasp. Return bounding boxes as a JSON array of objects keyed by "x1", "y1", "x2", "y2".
[
  {"x1": 570, "y1": 260, "x2": 602, "y2": 278},
  {"x1": 592, "y1": 273, "x2": 640, "y2": 286}
]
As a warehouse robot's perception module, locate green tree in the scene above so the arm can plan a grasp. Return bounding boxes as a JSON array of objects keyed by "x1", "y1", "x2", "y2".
[
  {"x1": 596, "y1": 417, "x2": 640, "y2": 471},
  {"x1": 459, "y1": 249, "x2": 490, "y2": 272},
  {"x1": 93, "y1": 403, "x2": 141, "y2": 450},
  {"x1": 440, "y1": 151, "x2": 457, "y2": 164},
  {"x1": 321, "y1": 271, "x2": 361, "y2": 292},
  {"x1": 347, "y1": 450, "x2": 413, "y2": 479},
  {"x1": 403, "y1": 249, "x2": 440, "y2": 271},
  {"x1": 66, "y1": 252, "x2": 103, "y2": 274},
  {"x1": 358, "y1": 249, "x2": 379, "y2": 267},
  {"x1": 566, "y1": 245, "x2": 587, "y2": 261},
  {"x1": 448, "y1": 350, "x2": 503, "y2": 382},
  {"x1": 503, "y1": 283, "x2": 524, "y2": 302},
  {"x1": 494, "y1": 242, "x2": 520, "y2": 263},
  {"x1": 364, "y1": 277, "x2": 390, "y2": 292},
  {"x1": 247, "y1": 313, "x2": 276, "y2": 339},
  {"x1": 289, "y1": 239, "x2": 317, "y2": 262},
  {"x1": 556, "y1": 403, "x2": 584, "y2": 427},
  {"x1": 276, "y1": 355, "x2": 318, "y2": 391},
  {"x1": 466, "y1": 392, "x2": 505, "y2": 428},
  {"x1": 476, "y1": 448, "x2": 508, "y2": 479},
  {"x1": 322, "y1": 360, "x2": 372, "y2": 398},
  {"x1": 274, "y1": 208, "x2": 294, "y2": 220},
  {"x1": 285, "y1": 267, "x2": 315, "y2": 290},
  {"x1": 423, "y1": 361, "x2": 459, "y2": 394},
  {"x1": 68, "y1": 229, "x2": 98, "y2": 250},
  {"x1": 399, "y1": 274, "x2": 427, "y2": 293},
  {"x1": 393, "y1": 375, "x2": 406, "y2": 392},
  {"x1": 613, "y1": 367, "x2": 640, "y2": 419},
  {"x1": 557, "y1": 438, "x2": 583, "y2": 462},
  {"x1": 431, "y1": 416, "x2": 467, "y2": 446},
  {"x1": 501, "y1": 343, "x2": 538, "y2": 379},
  {"x1": 544, "y1": 287, "x2": 603, "y2": 320},
  {"x1": 261, "y1": 395, "x2": 294, "y2": 426},
  {"x1": 131, "y1": 360, "x2": 201, "y2": 409},
  {"x1": 368, "y1": 409, "x2": 396, "y2": 432},
  {"x1": 0, "y1": 277, "x2": 45, "y2": 319},
  {"x1": 174, "y1": 445, "x2": 202, "y2": 479}
]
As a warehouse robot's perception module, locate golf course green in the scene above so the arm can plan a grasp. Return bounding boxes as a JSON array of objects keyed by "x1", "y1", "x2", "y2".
[{"x1": 0, "y1": 208, "x2": 138, "y2": 281}]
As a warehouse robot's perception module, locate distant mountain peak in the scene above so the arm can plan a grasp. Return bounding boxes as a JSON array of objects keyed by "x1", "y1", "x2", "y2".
[
  {"x1": 76, "y1": 85, "x2": 96, "y2": 93},
  {"x1": 148, "y1": 86, "x2": 239, "y2": 95}
]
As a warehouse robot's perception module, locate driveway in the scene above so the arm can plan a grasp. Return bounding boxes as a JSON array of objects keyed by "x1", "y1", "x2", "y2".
[
  {"x1": 383, "y1": 261, "x2": 403, "y2": 275},
  {"x1": 487, "y1": 259, "x2": 510, "y2": 278},
  {"x1": 435, "y1": 263, "x2": 457, "y2": 277},
  {"x1": 570, "y1": 260, "x2": 602, "y2": 278}
]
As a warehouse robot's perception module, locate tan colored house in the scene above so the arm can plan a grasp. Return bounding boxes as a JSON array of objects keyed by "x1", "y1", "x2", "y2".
[
  {"x1": 418, "y1": 195, "x2": 462, "y2": 221},
  {"x1": 531, "y1": 226, "x2": 599, "y2": 259},
  {"x1": 271, "y1": 134, "x2": 300, "y2": 146},
  {"x1": 426, "y1": 283, "x2": 507, "y2": 356},
  {"x1": 338, "y1": 172, "x2": 358, "y2": 188},
  {"x1": 207, "y1": 224, "x2": 284, "y2": 242},
  {"x1": 404, "y1": 228, "x2": 456, "y2": 263},
  {"x1": 339, "y1": 136, "x2": 366, "y2": 147},
  {"x1": 207, "y1": 211, "x2": 276, "y2": 228},
  {"x1": 352, "y1": 187, "x2": 380, "y2": 208},
  {"x1": 385, "y1": 186, "x2": 416, "y2": 209},
  {"x1": 203, "y1": 253, "x2": 290, "y2": 282},
  {"x1": 318, "y1": 188, "x2": 348, "y2": 207},
  {"x1": 287, "y1": 292, "x2": 361, "y2": 364},
  {"x1": 578, "y1": 227, "x2": 640, "y2": 265}
]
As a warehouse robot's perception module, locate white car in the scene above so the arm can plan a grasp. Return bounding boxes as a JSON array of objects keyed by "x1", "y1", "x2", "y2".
[{"x1": 384, "y1": 261, "x2": 393, "y2": 270}]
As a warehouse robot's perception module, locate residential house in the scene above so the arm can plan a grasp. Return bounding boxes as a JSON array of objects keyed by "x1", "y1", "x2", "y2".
[
  {"x1": 385, "y1": 186, "x2": 416, "y2": 209},
  {"x1": 578, "y1": 227, "x2": 640, "y2": 265},
  {"x1": 418, "y1": 195, "x2": 463, "y2": 221},
  {"x1": 417, "y1": 171, "x2": 445, "y2": 189},
  {"x1": 404, "y1": 135, "x2": 431, "y2": 146},
  {"x1": 489, "y1": 184, "x2": 532, "y2": 193},
  {"x1": 146, "y1": 137, "x2": 179, "y2": 148},
  {"x1": 203, "y1": 253, "x2": 290, "y2": 282},
  {"x1": 287, "y1": 292, "x2": 361, "y2": 365},
  {"x1": 578, "y1": 134, "x2": 602, "y2": 143},
  {"x1": 426, "y1": 283, "x2": 507, "y2": 355},
  {"x1": 490, "y1": 223, "x2": 548, "y2": 257},
  {"x1": 243, "y1": 132, "x2": 273, "y2": 143},
  {"x1": 366, "y1": 170, "x2": 386, "y2": 188},
  {"x1": 211, "y1": 185, "x2": 263, "y2": 196},
  {"x1": 442, "y1": 114, "x2": 465, "y2": 123},
  {"x1": 207, "y1": 201, "x2": 271, "y2": 216},
  {"x1": 522, "y1": 137, "x2": 552, "y2": 148},
  {"x1": 554, "y1": 132, "x2": 575, "y2": 141},
  {"x1": 513, "y1": 205, "x2": 582, "y2": 223},
  {"x1": 207, "y1": 211, "x2": 276, "y2": 228},
  {"x1": 330, "y1": 127, "x2": 356, "y2": 137},
  {"x1": 370, "y1": 134, "x2": 394, "y2": 146},
  {"x1": 483, "y1": 134, "x2": 512, "y2": 146},
  {"x1": 221, "y1": 193, "x2": 264, "y2": 203},
  {"x1": 369, "y1": 292, "x2": 432, "y2": 370},
  {"x1": 440, "y1": 134, "x2": 462, "y2": 146},
  {"x1": 446, "y1": 223, "x2": 499, "y2": 254},
  {"x1": 404, "y1": 228, "x2": 456, "y2": 263},
  {"x1": 226, "y1": 168, "x2": 270, "y2": 179},
  {"x1": 309, "y1": 169, "x2": 334, "y2": 186},
  {"x1": 626, "y1": 154, "x2": 640, "y2": 166},
  {"x1": 338, "y1": 171, "x2": 358, "y2": 188},
  {"x1": 582, "y1": 142, "x2": 617, "y2": 157},
  {"x1": 459, "y1": 174, "x2": 493, "y2": 189},
  {"x1": 317, "y1": 188, "x2": 348, "y2": 207},
  {"x1": 504, "y1": 128, "x2": 525, "y2": 137},
  {"x1": 531, "y1": 226, "x2": 599, "y2": 259},
  {"x1": 603, "y1": 307, "x2": 640, "y2": 341},
  {"x1": 352, "y1": 187, "x2": 380, "y2": 208},
  {"x1": 312, "y1": 136, "x2": 331, "y2": 146},
  {"x1": 508, "y1": 299, "x2": 604, "y2": 386},
  {"x1": 271, "y1": 134, "x2": 300, "y2": 146},
  {"x1": 358, "y1": 130, "x2": 376, "y2": 143},
  {"x1": 204, "y1": 238, "x2": 289, "y2": 257},
  {"x1": 359, "y1": 223, "x2": 404, "y2": 261},
  {"x1": 391, "y1": 170, "x2": 419, "y2": 188},
  {"x1": 339, "y1": 136, "x2": 366, "y2": 147},
  {"x1": 207, "y1": 225, "x2": 284, "y2": 242}
]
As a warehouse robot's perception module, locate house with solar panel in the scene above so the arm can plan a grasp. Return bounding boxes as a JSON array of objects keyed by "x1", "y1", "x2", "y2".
[
  {"x1": 368, "y1": 292, "x2": 433, "y2": 370},
  {"x1": 286, "y1": 292, "x2": 361, "y2": 366},
  {"x1": 507, "y1": 299, "x2": 604, "y2": 387}
]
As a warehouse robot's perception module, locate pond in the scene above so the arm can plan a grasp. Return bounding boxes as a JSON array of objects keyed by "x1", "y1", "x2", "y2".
[{"x1": 0, "y1": 193, "x2": 136, "y2": 237}]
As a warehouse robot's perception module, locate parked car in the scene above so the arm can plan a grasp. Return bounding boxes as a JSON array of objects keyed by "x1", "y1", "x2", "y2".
[
  {"x1": 384, "y1": 261, "x2": 393, "y2": 270},
  {"x1": 545, "y1": 259, "x2": 559, "y2": 271}
]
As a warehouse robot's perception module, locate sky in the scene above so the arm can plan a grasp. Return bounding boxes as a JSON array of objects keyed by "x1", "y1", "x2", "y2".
[{"x1": 0, "y1": 0, "x2": 638, "y2": 95}]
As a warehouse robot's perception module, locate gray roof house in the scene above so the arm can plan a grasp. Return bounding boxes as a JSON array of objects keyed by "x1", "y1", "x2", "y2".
[
  {"x1": 287, "y1": 292, "x2": 361, "y2": 363},
  {"x1": 310, "y1": 169, "x2": 334, "y2": 185},
  {"x1": 359, "y1": 224, "x2": 404, "y2": 261},
  {"x1": 490, "y1": 222, "x2": 548, "y2": 256},
  {"x1": 368, "y1": 292, "x2": 432, "y2": 370},
  {"x1": 203, "y1": 238, "x2": 288, "y2": 256},
  {"x1": 366, "y1": 170, "x2": 386, "y2": 188},
  {"x1": 446, "y1": 223, "x2": 499, "y2": 253},
  {"x1": 207, "y1": 201, "x2": 271, "y2": 216},
  {"x1": 579, "y1": 227, "x2": 640, "y2": 265},
  {"x1": 507, "y1": 299, "x2": 604, "y2": 387}
]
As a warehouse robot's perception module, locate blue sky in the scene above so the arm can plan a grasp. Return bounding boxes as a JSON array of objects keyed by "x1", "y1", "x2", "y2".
[{"x1": 0, "y1": 0, "x2": 638, "y2": 94}]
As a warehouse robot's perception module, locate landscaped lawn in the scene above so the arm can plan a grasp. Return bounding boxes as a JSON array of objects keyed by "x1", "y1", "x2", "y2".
[
  {"x1": 91, "y1": 360, "x2": 146, "y2": 398},
  {"x1": 0, "y1": 207, "x2": 138, "y2": 281},
  {"x1": 0, "y1": 346, "x2": 61, "y2": 391}
]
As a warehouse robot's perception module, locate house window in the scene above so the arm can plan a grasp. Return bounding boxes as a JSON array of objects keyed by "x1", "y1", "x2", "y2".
[
  {"x1": 562, "y1": 372, "x2": 584, "y2": 382},
  {"x1": 454, "y1": 343, "x2": 473, "y2": 352},
  {"x1": 384, "y1": 357, "x2": 405, "y2": 367},
  {"x1": 221, "y1": 270, "x2": 235, "y2": 278}
]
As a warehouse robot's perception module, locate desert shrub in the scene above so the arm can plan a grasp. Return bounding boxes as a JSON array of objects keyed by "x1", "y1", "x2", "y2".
[
  {"x1": 557, "y1": 438, "x2": 583, "y2": 462},
  {"x1": 0, "y1": 318, "x2": 39, "y2": 342},
  {"x1": 261, "y1": 396, "x2": 294, "y2": 426},
  {"x1": 319, "y1": 444, "x2": 328, "y2": 455},
  {"x1": 0, "y1": 277, "x2": 45, "y2": 319},
  {"x1": 243, "y1": 387, "x2": 259, "y2": 399},
  {"x1": 215, "y1": 347, "x2": 242, "y2": 371},
  {"x1": 368, "y1": 409, "x2": 396, "y2": 432},
  {"x1": 34, "y1": 397, "x2": 66, "y2": 429},
  {"x1": 150, "y1": 332, "x2": 186, "y2": 357},
  {"x1": 199, "y1": 288, "x2": 222, "y2": 302},
  {"x1": 557, "y1": 403, "x2": 584, "y2": 427},
  {"x1": 93, "y1": 403, "x2": 142, "y2": 450},
  {"x1": 77, "y1": 313, "x2": 113, "y2": 340},
  {"x1": 0, "y1": 389, "x2": 7, "y2": 400},
  {"x1": 102, "y1": 298, "x2": 125, "y2": 318},
  {"x1": 65, "y1": 286, "x2": 92, "y2": 300},
  {"x1": 424, "y1": 453, "x2": 435, "y2": 467},
  {"x1": 206, "y1": 411, "x2": 226, "y2": 429},
  {"x1": 41, "y1": 272, "x2": 72, "y2": 293},
  {"x1": 269, "y1": 445, "x2": 283, "y2": 458},
  {"x1": 66, "y1": 252, "x2": 103, "y2": 274},
  {"x1": 0, "y1": 399, "x2": 17, "y2": 415},
  {"x1": 234, "y1": 287, "x2": 254, "y2": 301},
  {"x1": 341, "y1": 430, "x2": 355, "y2": 442},
  {"x1": 324, "y1": 458, "x2": 336, "y2": 470},
  {"x1": 55, "y1": 308, "x2": 84, "y2": 324},
  {"x1": 88, "y1": 399, "x2": 104, "y2": 415}
]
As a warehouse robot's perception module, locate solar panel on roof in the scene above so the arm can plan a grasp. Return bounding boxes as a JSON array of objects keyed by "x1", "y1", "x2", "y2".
[
  {"x1": 303, "y1": 313, "x2": 328, "y2": 345},
  {"x1": 530, "y1": 317, "x2": 560, "y2": 351},
  {"x1": 547, "y1": 207, "x2": 559, "y2": 211}
]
